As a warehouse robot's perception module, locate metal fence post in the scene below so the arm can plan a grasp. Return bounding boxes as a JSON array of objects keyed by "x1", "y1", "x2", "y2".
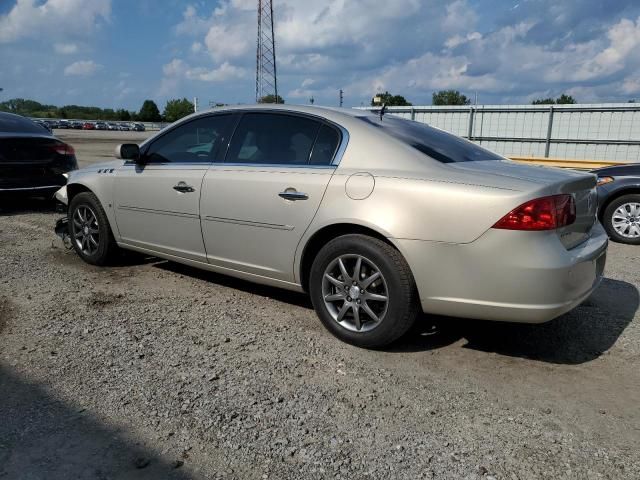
[
  {"x1": 467, "y1": 106, "x2": 475, "y2": 140},
  {"x1": 544, "y1": 105, "x2": 554, "y2": 158},
  {"x1": 410, "y1": 107, "x2": 415, "y2": 121}
]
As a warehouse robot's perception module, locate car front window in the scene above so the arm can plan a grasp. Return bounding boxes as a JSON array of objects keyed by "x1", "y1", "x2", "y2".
[{"x1": 145, "y1": 115, "x2": 232, "y2": 163}]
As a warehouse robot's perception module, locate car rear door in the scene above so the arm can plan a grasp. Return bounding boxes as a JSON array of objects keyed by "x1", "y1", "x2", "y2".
[
  {"x1": 200, "y1": 111, "x2": 343, "y2": 282},
  {"x1": 114, "y1": 113, "x2": 235, "y2": 262}
]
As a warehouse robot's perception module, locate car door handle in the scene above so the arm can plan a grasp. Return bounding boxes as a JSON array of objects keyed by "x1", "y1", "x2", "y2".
[
  {"x1": 279, "y1": 191, "x2": 309, "y2": 201},
  {"x1": 173, "y1": 182, "x2": 195, "y2": 193}
]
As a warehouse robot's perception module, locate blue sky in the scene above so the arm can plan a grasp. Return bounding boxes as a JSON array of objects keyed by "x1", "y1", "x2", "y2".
[{"x1": 1, "y1": 0, "x2": 639, "y2": 111}]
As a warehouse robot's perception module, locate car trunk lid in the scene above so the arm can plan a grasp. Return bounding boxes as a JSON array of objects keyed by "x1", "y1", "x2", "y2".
[{"x1": 451, "y1": 160, "x2": 598, "y2": 249}]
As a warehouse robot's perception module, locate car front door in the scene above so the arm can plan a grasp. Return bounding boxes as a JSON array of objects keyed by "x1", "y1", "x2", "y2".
[
  {"x1": 114, "y1": 114, "x2": 234, "y2": 262},
  {"x1": 200, "y1": 112, "x2": 343, "y2": 283}
]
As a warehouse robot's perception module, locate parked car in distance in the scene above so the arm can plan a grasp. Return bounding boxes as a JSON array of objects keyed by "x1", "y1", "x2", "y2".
[
  {"x1": 44, "y1": 120, "x2": 59, "y2": 129},
  {"x1": 55, "y1": 105, "x2": 607, "y2": 347},
  {"x1": 131, "y1": 122, "x2": 145, "y2": 131},
  {"x1": 58, "y1": 120, "x2": 70, "y2": 129},
  {"x1": 71, "y1": 121, "x2": 84, "y2": 129},
  {"x1": 592, "y1": 163, "x2": 640, "y2": 245},
  {"x1": 82, "y1": 122, "x2": 95, "y2": 130},
  {"x1": 118, "y1": 123, "x2": 131, "y2": 131},
  {"x1": 106, "y1": 122, "x2": 119, "y2": 130},
  {"x1": 95, "y1": 122, "x2": 107, "y2": 131},
  {"x1": 0, "y1": 112, "x2": 78, "y2": 197}
]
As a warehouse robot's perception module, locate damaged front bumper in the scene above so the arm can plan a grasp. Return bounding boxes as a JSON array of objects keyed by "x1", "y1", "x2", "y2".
[
  {"x1": 54, "y1": 185, "x2": 68, "y2": 205},
  {"x1": 55, "y1": 217, "x2": 72, "y2": 248}
]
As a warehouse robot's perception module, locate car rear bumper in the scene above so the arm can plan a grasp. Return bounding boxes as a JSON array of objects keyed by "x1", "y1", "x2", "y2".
[{"x1": 395, "y1": 222, "x2": 608, "y2": 323}]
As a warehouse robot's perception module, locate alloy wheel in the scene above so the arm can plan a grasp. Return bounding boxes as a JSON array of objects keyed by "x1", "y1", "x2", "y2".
[
  {"x1": 612, "y1": 202, "x2": 640, "y2": 239},
  {"x1": 72, "y1": 205, "x2": 100, "y2": 255},
  {"x1": 322, "y1": 254, "x2": 389, "y2": 332}
]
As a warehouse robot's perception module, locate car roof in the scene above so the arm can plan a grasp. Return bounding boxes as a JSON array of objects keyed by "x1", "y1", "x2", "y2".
[{"x1": 181, "y1": 103, "x2": 378, "y2": 126}]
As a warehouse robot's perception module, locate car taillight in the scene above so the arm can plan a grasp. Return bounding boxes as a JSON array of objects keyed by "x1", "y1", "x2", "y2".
[
  {"x1": 49, "y1": 143, "x2": 75, "y2": 156},
  {"x1": 492, "y1": 194, "x2": 576, "y2": 231}
]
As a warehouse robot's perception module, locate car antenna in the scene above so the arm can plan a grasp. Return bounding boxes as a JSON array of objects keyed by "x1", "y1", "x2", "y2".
[{"x1": 379, "y1": 103, "x2": 387, "y2": 121}]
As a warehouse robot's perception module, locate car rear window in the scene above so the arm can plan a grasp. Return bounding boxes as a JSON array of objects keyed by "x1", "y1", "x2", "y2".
[
  {"x1": 357, "y1": 115, "x2": 503, "y2": 163},
  {"x1": 0, "y1": 114, "x2": 49, "y2": 134}
]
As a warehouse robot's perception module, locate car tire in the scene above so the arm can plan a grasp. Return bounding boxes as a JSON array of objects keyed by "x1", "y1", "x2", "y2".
[
  {"x1": 309, "y1": 234, "x2": 420, "y2": 348},
  {"x1": 68, "y1": 191, "x2": 118, "y2": 265},
  {"x1": 602, "y1": 194, "x2": 640, "y2": 245}
]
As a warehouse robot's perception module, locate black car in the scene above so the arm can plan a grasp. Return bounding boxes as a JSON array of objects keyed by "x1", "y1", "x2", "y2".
[
  {"x1": 592, "y1": 163, "x2": 640, "y2": 245},
  {"x1": 0, "y1": 112, "x2": 78, "y2": 197},
  {"x1": 33, "y1": 119, "x2": 52, "y2": 133}
]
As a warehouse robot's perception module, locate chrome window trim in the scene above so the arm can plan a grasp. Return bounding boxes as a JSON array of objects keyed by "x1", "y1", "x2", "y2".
[
  {"x1": 136, "y1": 108, "x2": 351, "y2": 170},
  {"x1": 209, "y1": 162, "x2": 337, "y2": 170}
]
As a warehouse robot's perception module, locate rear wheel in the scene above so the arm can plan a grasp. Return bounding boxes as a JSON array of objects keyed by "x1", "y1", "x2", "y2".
[
  {"x1": 309, "y1": 234, "x2": 419, "y2": 348},
  {"x1": 602, "y1": 194, "x2": 640, "y2": 245},
  {"x1": 68, "y1": 192, "x2": 117, "y2": 265}
]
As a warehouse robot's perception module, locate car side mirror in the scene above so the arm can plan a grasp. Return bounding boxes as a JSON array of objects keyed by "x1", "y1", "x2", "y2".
[{"x1": 115, "y1": 143, "x2": 141, "y2": 162}]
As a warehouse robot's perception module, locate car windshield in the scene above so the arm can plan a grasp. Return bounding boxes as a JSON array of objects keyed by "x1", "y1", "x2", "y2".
[
  {"x1": 0, "y1": 113, "x2": 50, "y2": 134},
  {"x1": 357, "y1": 115, "x2": 503, "y2": 163}
]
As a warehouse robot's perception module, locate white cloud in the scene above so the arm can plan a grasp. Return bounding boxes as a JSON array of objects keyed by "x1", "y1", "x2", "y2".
[
  {"x1": 64, "y1": 60, "x2": 102, "y2": 76},
  {"x1": 0, "y1": 0, "x2": 111, "y2": 44},
  {"x1": 54, "y1": 42, "x2": 78, "y2": 54},
  {"x1": 162, "y1": 58, "x2": 245, "y2": 84},
  {"x1": 169, "y1": 1, "x2": 640, "y2": 105}
]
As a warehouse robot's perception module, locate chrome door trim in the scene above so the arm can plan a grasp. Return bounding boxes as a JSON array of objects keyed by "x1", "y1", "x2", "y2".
[
  {"x1": 203, "y1": 215, "x2": 294, "y2": 231},
  {"x1": 0, "y1": 185, "x2": 62, "y2": 191},
  {"x1": 117, "y1": 204, "x2": 200, "y2": 219}
]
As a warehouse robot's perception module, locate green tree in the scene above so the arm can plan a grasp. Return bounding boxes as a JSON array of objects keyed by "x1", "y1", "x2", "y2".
[
  {"x1": 532, "y1": 94, "x2": 577, "y2": 105},
  {"x1": 163, "y1": 98, "x2": 195, "y2": 122},
  {"x1": 116, "y1": 108, "x2": 131, "y2": 121},
  {"x1": 532, "y1": 98, "x2": 555, "y2": 105},
  {"x1": 432, "y1": 90, "x2": 470, "y2": 106},
  {"x1": 258, "y1": 94, "x2": 285, "y2": 104},
  {"x1": 371, "y1": 91, "x2": 412, "y2": 106},
  {"x1": 556, "y1": 94, "x2": 576, "y2": 104},
  {"x1": 137, "y1": 99, "x2": 162, "y2": 122}
]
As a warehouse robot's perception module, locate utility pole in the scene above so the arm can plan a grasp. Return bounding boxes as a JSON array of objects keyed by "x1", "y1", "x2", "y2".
[
  {"x1": 256, "y1": 0, "x2": 278, "y2": 103},
  {"x1": 193, "y1": 97, "x2": 198, "y2": 113},
  {"x1": 339, "y1": 89, "x2": 344, "y2": 107},
  {"x1": 309, "y1": 96, "x2": 314, "y2": 105}
]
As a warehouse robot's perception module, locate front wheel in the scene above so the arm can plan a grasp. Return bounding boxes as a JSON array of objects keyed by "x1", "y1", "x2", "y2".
[
  {"x1": 309, "y1": 234, "x2": 419, "y2": 348},
  {"x1": 602, "y1": 194, "x2": 640, "y2": 245},
  {"x1": 68, "y1": 192, "x2": 118, "y2": 265}
]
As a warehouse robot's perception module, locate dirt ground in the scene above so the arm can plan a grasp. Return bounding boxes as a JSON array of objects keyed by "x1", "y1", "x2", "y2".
[{"x1": 0, "y1": 130, "x2": 638, "y2": 479}]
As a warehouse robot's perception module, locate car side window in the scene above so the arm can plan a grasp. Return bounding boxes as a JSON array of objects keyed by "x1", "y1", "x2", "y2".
[
  {"x1": 145, "y1": 115, "x2": 232, "y2": 163},
  {"x1": 309, "y1": 124, "x2": 341, "y2": 165},
  {"x1": 226, "y1": 113, "x2": 321, "y2": 165}
]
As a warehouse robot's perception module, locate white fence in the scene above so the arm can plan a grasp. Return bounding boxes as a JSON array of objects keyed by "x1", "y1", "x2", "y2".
[{"x1": 359, "y1": 104, "x2": 640, "y2": 163}]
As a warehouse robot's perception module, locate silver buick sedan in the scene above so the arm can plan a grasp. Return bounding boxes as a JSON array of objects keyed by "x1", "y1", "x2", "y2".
[{"x1": 55, "y1": 104, "x2": 608, "y2": 347}]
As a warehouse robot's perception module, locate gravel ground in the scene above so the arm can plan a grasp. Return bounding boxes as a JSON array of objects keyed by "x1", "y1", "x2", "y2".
[{"x1": 0, "y1": 198, "x2": 638, "y2": 480}]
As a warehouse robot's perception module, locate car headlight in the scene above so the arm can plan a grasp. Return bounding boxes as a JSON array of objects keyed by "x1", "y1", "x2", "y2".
[{"x1": 596, "y1": 176, "x2": 614, "y2": 186}]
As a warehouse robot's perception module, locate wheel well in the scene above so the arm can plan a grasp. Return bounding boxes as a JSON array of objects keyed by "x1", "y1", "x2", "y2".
[
  {"x1": 299, "y1": 224, "x2": 394, "y2": 292},
  {"x1": 599, "y1": 188, "x2": 640, "y2": 221},
  {"x1": 66, "y1": 183, "x2": 93, "y2": 204}
]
